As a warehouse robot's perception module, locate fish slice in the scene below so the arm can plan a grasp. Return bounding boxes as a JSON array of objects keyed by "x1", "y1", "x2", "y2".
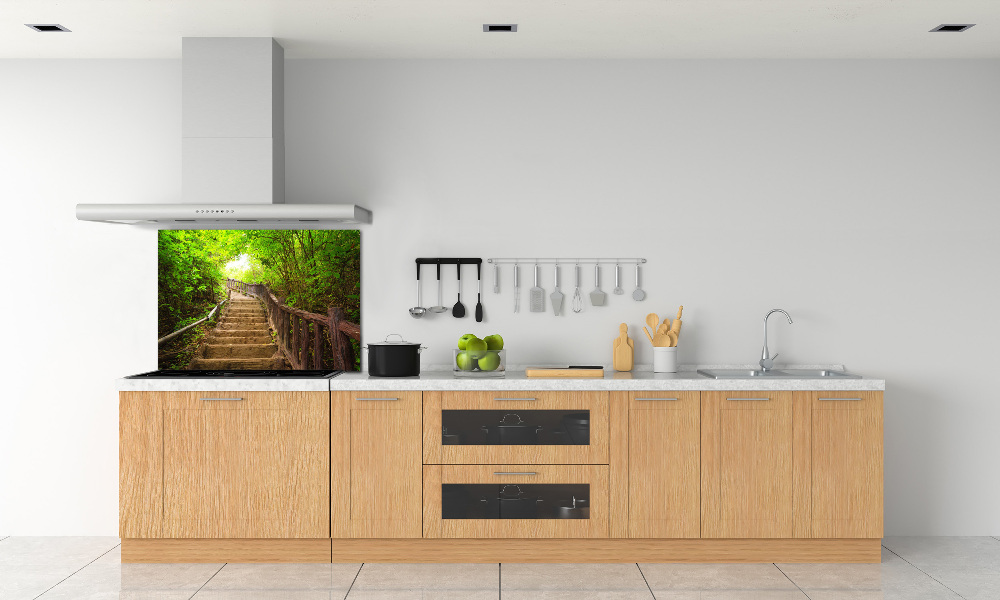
[
  {"x1": 589, "y1": 264, "x2": 607, "y2": 306},
  {"x1": 550, "y1": 265, "x2": 564, "y2": 316},
  {"x1": 529, "y1": 264, "x2": 545, "y2": 312}
]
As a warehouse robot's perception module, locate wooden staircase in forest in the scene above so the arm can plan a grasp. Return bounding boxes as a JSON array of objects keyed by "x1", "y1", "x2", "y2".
[{"x1": 188, "y1": 291, "x2": 287, "y2": 370}]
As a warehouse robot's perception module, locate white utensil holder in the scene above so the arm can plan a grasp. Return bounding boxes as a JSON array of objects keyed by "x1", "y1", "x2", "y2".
[{"x1": 653, "y1": 347, "x2": 678, "y2": 373}]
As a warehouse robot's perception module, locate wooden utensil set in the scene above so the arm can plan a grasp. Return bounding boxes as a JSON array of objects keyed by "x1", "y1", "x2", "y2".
[
  {"x1": 644, "y1": 306, "x2": 683, "y2": 348},
  {"x1": 612, "y1": 305, "x2": 684, "y2": 371}
]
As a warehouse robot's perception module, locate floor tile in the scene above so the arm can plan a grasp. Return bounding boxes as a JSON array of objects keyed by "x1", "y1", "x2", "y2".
[
  {"x1": 0, "y1": 564, "x2": 82, "y2": 600},
  {"x1": 776, "y1": 562, "x2": 883, "y2": 590},
  {"x1": 696, "y1": 593, "x2": 809, "y2": 600},
  {"x1": 883, "y1": 536, "x2": 1000, "y2": 571},
  {"x1": 121, "y1": 561, "x2": 224, "y2": 591},
  {"x1": 918, "y1": 567, "x2": 1000, "y2": 600},
  {"x1": 195, "y1": 592, "x2": 335, "y2": 599},
  {"x1": 203, "y1": 562, "x2": 361, "y2": 592},
  {"x1": 638, "y1": 563, "x2": 798, "y2": 592},
  {"x1": 0, "y1": 536, "x2": 120, "y2": 568},
  {"x1": 500, "y1": 563, "x2": 651, "y2": 600},
  {"x1": 347, "y1": 563, "x2": 499, "y2": 600}
]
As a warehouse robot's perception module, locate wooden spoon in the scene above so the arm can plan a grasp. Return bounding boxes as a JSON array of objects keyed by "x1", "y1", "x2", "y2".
[
  {"x1": 667, "y1": 331, "x2": 679, "y2": 347},
  {"x1": 653, "y1": 323, "x2": 670, "y2": 347},
  {"x1": 645, "y1": 313, "x2": 659, "y2": 335},
  {"x1": 643, "y1": 326, "x2": 655, "y2": 346}
]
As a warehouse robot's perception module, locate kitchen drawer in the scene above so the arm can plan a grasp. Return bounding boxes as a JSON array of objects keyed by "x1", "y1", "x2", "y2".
[
  {"x1": 160, "y1": 391, "x2": 310, "y2": 410},
  {"x1": 423, "y1": 464, "x2": 609, "y2": 538},
  {"x1": 423, "y1": 391, "x2": 609, "y2": 465}
]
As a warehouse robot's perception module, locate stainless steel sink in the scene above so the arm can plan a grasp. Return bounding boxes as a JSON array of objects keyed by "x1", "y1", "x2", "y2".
[{"x1": 697, "y1": 368, "x2": 861, "y2": 379}]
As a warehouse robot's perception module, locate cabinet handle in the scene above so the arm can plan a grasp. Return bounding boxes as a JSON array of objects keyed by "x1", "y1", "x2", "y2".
[
  {"x1": 636, "y1": 397, "x2": 678, "y2": 401},
  {"x1": 200, "y1": 397, "x2": 243, "y2": 402},
  {"x1": 819, "y1": 397, "x2": 863, "y2": 402},
  {"x1": 493, "y1": 472, "x2": 537, "y2": 476},
  {"x1": 727, "y1": 397, "x2": 770, "y2": 402},
  {"x1": 494, "y1": 397, "x2": 537, "y2": 402},
  {"x1": 356, "y1": 397, "x2": 400, "y2": 401}
]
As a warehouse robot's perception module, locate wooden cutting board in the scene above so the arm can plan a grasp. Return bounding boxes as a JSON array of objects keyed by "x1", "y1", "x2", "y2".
[{"x1": 525, "y1": 367, "x2": 605, "y2": 378}]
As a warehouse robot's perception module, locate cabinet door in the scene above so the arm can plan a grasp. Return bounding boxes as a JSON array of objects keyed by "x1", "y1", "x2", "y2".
[
  {"x1": 804, "y1": 391, "x2": 883, "y2": 538},
  {"x1": 120, "y1": 392, "x2": 164, "y2": 538},
  {"x1": 331, "y1": 392, "x2": 422, "y2": 538},
  {"x1": 627, "y1": 392, "x2": 700, "y2": 538},
  {"x1": 161, "y1": 391, "x2": 329, "y2": 539},
  {"x1": 702, "y1": 391, "x2": 793, "y2": 538}
]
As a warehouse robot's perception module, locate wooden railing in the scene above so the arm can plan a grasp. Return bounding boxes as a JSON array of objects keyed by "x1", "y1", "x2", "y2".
[{"x1": 227, "y1": 278, "x2": 360, "y2": 370}]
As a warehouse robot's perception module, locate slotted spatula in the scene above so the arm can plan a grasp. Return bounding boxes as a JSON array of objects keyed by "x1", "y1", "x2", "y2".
[
  {"x1": 550, "y1": 265, "x2": 564, "y2": 316},
  {"x1": 589, "y1": 264, "x2": 607, "y2": 306},
  {"x1": 529, "y1": 264, "x2": 545, "y2": 312}
]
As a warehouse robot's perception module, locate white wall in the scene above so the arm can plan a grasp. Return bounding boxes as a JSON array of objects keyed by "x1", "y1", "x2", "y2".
[{"x1": 2, "y1": 59, "x2": 998, "y2": 536}]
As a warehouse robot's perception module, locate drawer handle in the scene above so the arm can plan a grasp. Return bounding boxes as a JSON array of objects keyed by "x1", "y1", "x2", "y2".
[
  {"x1": 819, "y1": 397, "x2": 863, "y2": 402},
  {"x1": 356, "y1": 397, "x2": 400, "y2": 401},
  {"x1": 493, "y1": 472, "x2": 537, "y2": 476},
  {"x1": 636, "y1": 397, "x2": 678, "y2": 401},
  {"x1": 727, "y1": 397, "x2": 770, "y2": 402},
  {"x1": 494, "y1": 397, "x2": 537, "y2": 402},
  {"x1": 200, "y1": 397, "x2": 243, "y2": 402}
]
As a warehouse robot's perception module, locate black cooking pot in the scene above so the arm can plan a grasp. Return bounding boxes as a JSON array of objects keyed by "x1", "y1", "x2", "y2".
[{"x1": 366, "y1": 334, "x2": 425, "y2": 377}]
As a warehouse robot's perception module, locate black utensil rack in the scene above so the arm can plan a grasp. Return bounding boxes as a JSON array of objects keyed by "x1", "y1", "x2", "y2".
[{"x1": 416, "y1": 258, "x2": 483, "y2": 267}]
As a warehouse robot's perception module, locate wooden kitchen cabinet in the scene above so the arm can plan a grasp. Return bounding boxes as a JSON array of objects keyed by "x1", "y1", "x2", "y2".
[
  {"x1": 701, "y1": 391, "x2": 794, "y2": 538},
  {"x1": 121, "y1": 391, "x2": 330, "y2": 539},
  {"x1": 797, "y1": 391, "x2": 883, "y2": 538},
  {"x1": 331, "y1": 391, "x2": 422, "y2": 538},
  {"x1": 621, "y1": 391, "x2": 700, "y2": 538}
]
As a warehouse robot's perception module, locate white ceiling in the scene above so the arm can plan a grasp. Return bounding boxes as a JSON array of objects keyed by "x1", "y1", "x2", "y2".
[{"x1": 2, "y1": 0, "x2": 997, "y2": 59}]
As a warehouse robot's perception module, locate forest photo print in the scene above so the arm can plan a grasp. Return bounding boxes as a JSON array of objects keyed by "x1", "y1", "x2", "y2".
[{"x1": 158, "y1": 229, "x2": 361, "y2": 371}]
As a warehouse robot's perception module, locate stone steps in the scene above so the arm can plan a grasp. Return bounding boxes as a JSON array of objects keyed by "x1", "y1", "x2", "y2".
[
  {"x1": 189, "y1": 357, "x2": 287, "y2": 370},
  {"x1": 202, "y1": 344, "x2": 277, "y2": 359}
]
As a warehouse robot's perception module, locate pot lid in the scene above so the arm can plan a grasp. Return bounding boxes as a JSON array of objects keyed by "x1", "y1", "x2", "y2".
[{"x1": 368, "y1": 334, "x2": 421, "y2": 346}]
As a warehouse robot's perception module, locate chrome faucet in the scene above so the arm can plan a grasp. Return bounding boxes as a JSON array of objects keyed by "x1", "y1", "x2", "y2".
[{"x1": 760, "y1": 309, "x2": 793, "y2": 372}]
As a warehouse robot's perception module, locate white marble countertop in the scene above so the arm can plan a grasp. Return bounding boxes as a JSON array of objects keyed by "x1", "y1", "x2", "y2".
[{"x1": 117, "y1": 365, "x2": 884, "y2": 392}]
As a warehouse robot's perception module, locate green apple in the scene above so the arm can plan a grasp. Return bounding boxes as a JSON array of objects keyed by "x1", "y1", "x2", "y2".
[
  {"x1": 457, "y1": 334, "x2": 478, "y2": 351},
  {"x1": 483, "y1": 334, "x2": 504, "y2": 351},
  {"x1": 465, "y1": 337, "x2": 488, "y2": 359},
  {"x1": 455, "y1": 351, "x2": 476, "y2": 371},
  {"x1": 478, "y1": 351, "x2": 501, "y2": 371}
]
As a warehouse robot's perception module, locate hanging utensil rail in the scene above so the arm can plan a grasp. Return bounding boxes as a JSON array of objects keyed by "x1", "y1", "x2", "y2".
[{"x1": 487, "y1": 258, "x2": 646, "y2": 265}]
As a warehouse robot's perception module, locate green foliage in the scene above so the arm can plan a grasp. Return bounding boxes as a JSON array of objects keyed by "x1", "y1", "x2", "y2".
[{"x1": 158, "y1": 229, "x2": 362, "y2": 369}]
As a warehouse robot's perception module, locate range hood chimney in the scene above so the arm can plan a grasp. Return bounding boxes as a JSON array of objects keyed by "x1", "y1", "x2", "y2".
[{"x1": 76, "y1": 37, "x2": 371, "y2": 226}]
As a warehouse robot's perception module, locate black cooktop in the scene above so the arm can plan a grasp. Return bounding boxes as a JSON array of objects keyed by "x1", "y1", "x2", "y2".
[{"x1": 128, "y1": 370, "x2": 344, "y2": 379}]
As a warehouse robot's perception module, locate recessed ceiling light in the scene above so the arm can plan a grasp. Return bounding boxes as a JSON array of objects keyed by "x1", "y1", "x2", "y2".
[
  {"x1": 483, "y1": 24, "x2": 517, "y2": 32},
  {"x1": 930, "y1": 24, "x2": 975, "y2": 32},
  {"x1": 25, "y1": 24, "x2": 71, "y2": 32}
]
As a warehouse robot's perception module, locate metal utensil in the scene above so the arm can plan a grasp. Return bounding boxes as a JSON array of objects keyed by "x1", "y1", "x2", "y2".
[
  {"x1": 632, "y1": 264, "x2": 646, "y2": 301},
  {"x1": 429, "y1": 262, "x2": 449, "y2": 313},
  {"x1": 475, "y1": 262, "x2": 484, "y2": 322},
  {"x1": 452, "y1": 263, "x2": 466, "y2": 318},
  {"x1": 589, "y1": 264, "x2": 607, "y2": 306},
  {"x1": 493, "y1": 263, "x2": 500, "y2": 293},
  {"x1": 529, "y1": 264, "x2": 545, "y2": 312},
  {"x1": 513, "y1": 263, "x2": 520, "y2": 313},
  {"x1": 613, "y1": 263, "x2": 624, "y2": 295},
  {"x1": 409, "y1": 263, "x2": 426, "y2": 318},
  {"x1": 550, "y1": 265, "x2": 564, "y2": 316},
  {"x1": 572, "y1": 264, "x2": 583, "y2": 313}
]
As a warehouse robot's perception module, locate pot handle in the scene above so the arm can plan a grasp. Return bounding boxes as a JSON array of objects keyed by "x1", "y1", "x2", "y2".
[
  {"x1": 385, "y1": 333, "x2": 404, "y2": 343},
  {"x1": 418, "y1": 346, "x2": 426, "y2": 354}
]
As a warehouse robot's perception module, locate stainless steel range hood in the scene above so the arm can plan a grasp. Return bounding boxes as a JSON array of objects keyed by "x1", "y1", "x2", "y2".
[{"x1": 76, "y1": 37, "x2": 371, "y2": 227}]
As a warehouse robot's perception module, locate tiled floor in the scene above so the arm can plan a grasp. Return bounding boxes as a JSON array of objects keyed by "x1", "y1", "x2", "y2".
[{"x1": 1, "y1": 537, "x2": 998, "y2": 599}]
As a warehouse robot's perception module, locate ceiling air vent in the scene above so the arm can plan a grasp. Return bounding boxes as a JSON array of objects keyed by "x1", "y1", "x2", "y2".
[
  {"x1": 930, "y1": 24, "x2": 975, "y2": 32},
  {"x1": 25, "y1": 24, "x2": 71, "y2": 32},
  {"x1": 483, "y1": 24, "x2": 517, "y2": 32}
]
